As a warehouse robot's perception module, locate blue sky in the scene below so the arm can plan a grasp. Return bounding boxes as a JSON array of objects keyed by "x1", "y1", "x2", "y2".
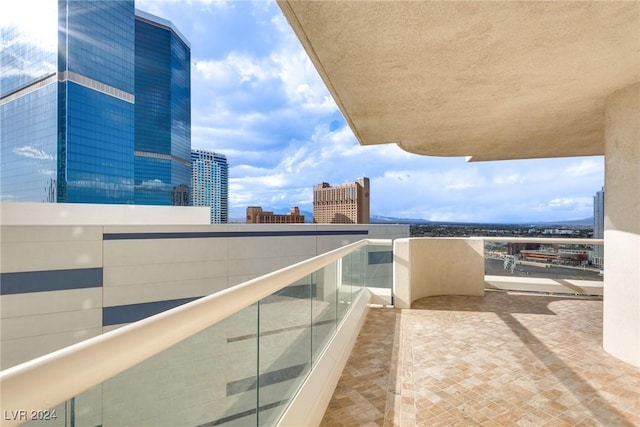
[{"x1": 137, "y1": 0, "x2": 604, "y2": 223}]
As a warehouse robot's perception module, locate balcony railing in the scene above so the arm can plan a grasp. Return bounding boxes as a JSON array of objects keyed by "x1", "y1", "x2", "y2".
[
  {"x1": 483, "y1": 237, "x2": 604, "y2": 296},
  {"x1": 0, "y1": 239, "x2": 392, "y2": 427},
  {"x1": 392, "y1": 237, "x2": 604, "y2": 309},
  {"x1": 0, "y1": 235, "x2": 605, "y2": 426}
]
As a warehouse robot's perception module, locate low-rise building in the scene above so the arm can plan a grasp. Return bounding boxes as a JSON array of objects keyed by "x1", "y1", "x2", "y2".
[{"x1": 246, "y1": 206, "x2": 305, "y2": 224}]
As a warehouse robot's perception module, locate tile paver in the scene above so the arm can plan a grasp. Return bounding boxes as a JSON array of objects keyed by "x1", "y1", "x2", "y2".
[{"x1": 321, "y1": 291, "x2": 640, "y2": 426}]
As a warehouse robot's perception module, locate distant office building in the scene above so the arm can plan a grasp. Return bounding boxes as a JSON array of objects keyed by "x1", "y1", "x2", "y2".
[
  {"x1": 593, "y1": 187, "x2": 605, "y2": 266},
  {"x1": 313, "y1": 177, "x2": 370, "y2": 224},
  {"x1": 246, "y1": 206, "x2": 305, "y2": 224},
  {"x1": 191, "y1": 150, "x2": 228, "y2": 223},
  {"x1": 0, "y1": 1, "x2": 190, "y2": 205}
]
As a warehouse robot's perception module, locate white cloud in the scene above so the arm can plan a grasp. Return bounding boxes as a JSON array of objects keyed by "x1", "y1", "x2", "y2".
[
  {"x1": 0, "y1": 0, "x2": 57, "y2": 52},
  {"x1": 13, "y1": 146, "x2": 53, "y2": 160},
  {"x1": 493, "y1": 174, "x2": 524, "y2": 185},
  {"x1": 271, "y1": 49, "x2": 336, "y2": 113},
  {"x1": 137, "y1": 0, "x2": 231, "y2": 15},
  {"x1": 565, "y1": 159, "x2": 603, "y2": 177},
  {"x1": 533, "y1": 197, "x2": 593, "y2": 212}
]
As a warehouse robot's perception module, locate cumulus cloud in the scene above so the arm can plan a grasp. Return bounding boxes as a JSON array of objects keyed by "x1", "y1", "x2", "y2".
[
  {"x1": 13, "y1": 146, "x2": 53, "y2": 160},
  {"x1": 565, "y1": 159, "x2": 603, "y2": 177},
  {"x1": 493, "y1": 174, "x2": 524, "y2": 185},
  {"x1": 534, "y1": 197, "x2": 593, "y2": 212}
]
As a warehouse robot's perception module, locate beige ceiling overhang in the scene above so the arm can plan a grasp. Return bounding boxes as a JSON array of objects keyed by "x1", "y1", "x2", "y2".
[{"x1": 278, "y1": 1, "x2": 640, "y2": 161}]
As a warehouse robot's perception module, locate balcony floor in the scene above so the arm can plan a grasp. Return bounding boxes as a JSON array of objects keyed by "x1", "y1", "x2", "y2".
[{"x1": 321, "y1": 291, "x2": 640, "y2": 426}]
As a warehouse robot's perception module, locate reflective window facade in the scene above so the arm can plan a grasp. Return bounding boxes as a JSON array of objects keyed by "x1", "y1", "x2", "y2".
[
  {"x1": 191, "y1": 150, "x2": 229, "y2": 223},
  {"x1": 1, "y1": 1, "x2": 190, "y2": 206},
  {"x1": 61, "y1": 0, "x2": 135, "y2": 94},
  {"x1": 1, "y1": 0, "x2": 58, "y2": 202},
  {"x1": 1, "y1": 84, "x2": 58, "y2": 202},
  {"x1": 134, "y1": 13, "x2": 191, "y2": 206},
  {"x1": 0, "y1": 0, "x2": 57, "y2": 97},
  {"x1": 63, "y1": 82, "x2": 135, "y2": 203}
]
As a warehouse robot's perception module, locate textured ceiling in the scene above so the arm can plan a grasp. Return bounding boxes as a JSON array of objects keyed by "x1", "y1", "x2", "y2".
[{"x1": 278, "y1": 1, "x2": 640, "y2": 161}]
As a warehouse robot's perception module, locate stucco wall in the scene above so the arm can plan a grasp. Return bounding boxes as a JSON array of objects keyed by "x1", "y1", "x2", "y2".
[
  {"x1": 393, "y1": 237, "x2": 485, "y2": 309},
  {"x1": 603, "y1": 82, "x2": 640, "y2": 367}
]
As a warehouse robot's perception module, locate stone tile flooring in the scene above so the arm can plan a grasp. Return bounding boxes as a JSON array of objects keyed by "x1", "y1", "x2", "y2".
[{"x1": 321, "y1": 291, "x2": 640, "y2": 426}]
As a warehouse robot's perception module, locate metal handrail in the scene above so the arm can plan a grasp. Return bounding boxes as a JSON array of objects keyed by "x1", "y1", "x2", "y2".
[{"x1": 0, "y1": 238, "x2": 391, "y2": 426}]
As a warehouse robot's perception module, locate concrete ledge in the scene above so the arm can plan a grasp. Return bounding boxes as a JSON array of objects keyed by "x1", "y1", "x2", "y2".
[
  {"x1": 0, "y1": 202, "x2": 211, "y2": 225},
  {"x1": 368, "y1": 287, "x2": 392, "y2": 306},
  {"x1": 485, "y1": 275, "x2": 603, "y2": 296},
  {"x1": 278, "y1": 289, "x2": 371, "y2": 426},
  {"x1": 393, "y1": 238, "x2": 485, "y2": 308}
]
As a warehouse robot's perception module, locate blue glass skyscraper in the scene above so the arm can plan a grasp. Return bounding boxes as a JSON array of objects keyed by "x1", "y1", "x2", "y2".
[
  {"x1": 134, "y1": 11, "x2": 191, "y2": 206},
  {"x1": 191, "y1": 150, "x2": 228, "y2": 223},
  {"x1": 0, "y1": 1, "x2": 190, "y2": 205}
]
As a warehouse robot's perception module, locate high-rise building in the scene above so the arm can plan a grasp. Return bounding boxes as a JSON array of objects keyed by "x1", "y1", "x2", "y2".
[
  {"x1": 0, "y1": 1, "x2": 190, "y2": 205},
  {"x1": 313, "y1": 177, "x2": 370, "y2": 224},
  {"x1": 134, "y1": 10, "x2": 191, "y2": 206},
  {"x1": 246, "y1": 206, "x2": 305, "y2": 224},
  {"x1": 593, "y1": 186, "x2": 605, "y2": 266},
  {"x1": 191, "y1": 149, "x2": 228, "y2": 223}
]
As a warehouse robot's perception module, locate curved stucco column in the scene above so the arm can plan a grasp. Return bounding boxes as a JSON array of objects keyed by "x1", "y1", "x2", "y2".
[
  {"x1": 603, "y1": 82, "x2": 640, "y2": 367},
  {"x1": 393, "y1": 238, "x2": 485, "y2": 309}
]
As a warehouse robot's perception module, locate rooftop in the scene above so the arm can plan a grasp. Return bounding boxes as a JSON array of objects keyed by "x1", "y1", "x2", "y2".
[{"x1": 322, "y1": 292, "x2": 639, "y2": 426}]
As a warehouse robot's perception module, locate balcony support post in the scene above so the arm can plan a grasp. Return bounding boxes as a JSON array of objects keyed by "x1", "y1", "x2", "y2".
[{"x1": 603, "y1": 81, "x2": 640, "y2": 367}]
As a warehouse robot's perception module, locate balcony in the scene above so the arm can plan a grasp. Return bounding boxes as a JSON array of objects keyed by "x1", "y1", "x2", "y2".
[
  {"x1": 323, "y1": 293, "x2": 639, "y2": 426},
  {"x1": 276, "y1": 0, "x2": 640, "y2": 370},
  {"x1": 3, "y1": 229, "x2": 637, "y2": 426}
]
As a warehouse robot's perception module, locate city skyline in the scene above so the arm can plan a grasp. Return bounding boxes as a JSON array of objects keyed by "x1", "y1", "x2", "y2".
[
  {"x1": 1, "y1": 0, "x2": 605, "y2": 222},
  {"x1": 133, "y1": 0, "x2": 603, "y2": 223}
]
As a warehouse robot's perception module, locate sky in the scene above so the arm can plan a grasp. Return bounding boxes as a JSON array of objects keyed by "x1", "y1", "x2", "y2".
[{"x1": 137, "y1": 0, "x2": 604, "y2": 223}]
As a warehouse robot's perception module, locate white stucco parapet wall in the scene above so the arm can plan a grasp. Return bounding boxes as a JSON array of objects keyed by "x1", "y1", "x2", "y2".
[
  {"x1": 393, "y1": 237, "x2": 485, "y2": 309},
  {"x1": 0, "y1": 202, "x2": 212, "y2": 225}
]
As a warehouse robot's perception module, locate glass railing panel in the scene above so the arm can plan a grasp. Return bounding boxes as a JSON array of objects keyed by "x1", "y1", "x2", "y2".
[
  {"x1": 338, "y1": 252, "x2": 354, "y2": 321},
  {"x1": 337, "y1": 246, "x2": 369, "y2": 319},
  {"x1": 7, "y1": 240, "x2": 380, "y2": 427},
  {"x1": 366, "y1": 245, "x2": 393, "y2": 289},
  {"x1": 69, "y1": 304, "x2": 258, "y2": 427},
  {"x1": 348, "y1": 246, "x2": 367, "y2": 297},
  {"x1": 72, "y1": 387, "x2": 102, "y2": 427},
  {"x1": 311, "y1": 260, "x2": 338, "y2": 365},
  {"x1": 484, "y1": 240, "x2": 604, "y2": 295},
  {"x1": 257, "y1": 276, "x2": 312, "y2": 426}
]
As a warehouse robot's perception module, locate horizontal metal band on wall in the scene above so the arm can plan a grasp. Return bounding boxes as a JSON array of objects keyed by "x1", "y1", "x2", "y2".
[
  {"x1": 103, "y1": 229, "x2": 369, "y2": 240},
  {"x1": 0, "y1": 268, "x2": 103, "y2": 295}
]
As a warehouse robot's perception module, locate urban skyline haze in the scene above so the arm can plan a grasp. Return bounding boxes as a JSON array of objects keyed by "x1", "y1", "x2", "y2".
[{"x1": 4, "y1": 0, "x2": 603, "y2": 223}]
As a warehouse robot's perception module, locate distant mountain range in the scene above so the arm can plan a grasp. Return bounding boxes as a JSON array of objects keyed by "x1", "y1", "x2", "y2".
[
  {"x1": 371, "y1": 215, "x2": 594, "y2": 227},
  {"x1": 524, "y1": 217, "x2": 594, "y2": 226},
  {"x1": 231, "y1": 211, "x2": 593, "y2": 227},
  {"x1": 370, "y1": 215, "x2": 428, "y2": 224}
]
